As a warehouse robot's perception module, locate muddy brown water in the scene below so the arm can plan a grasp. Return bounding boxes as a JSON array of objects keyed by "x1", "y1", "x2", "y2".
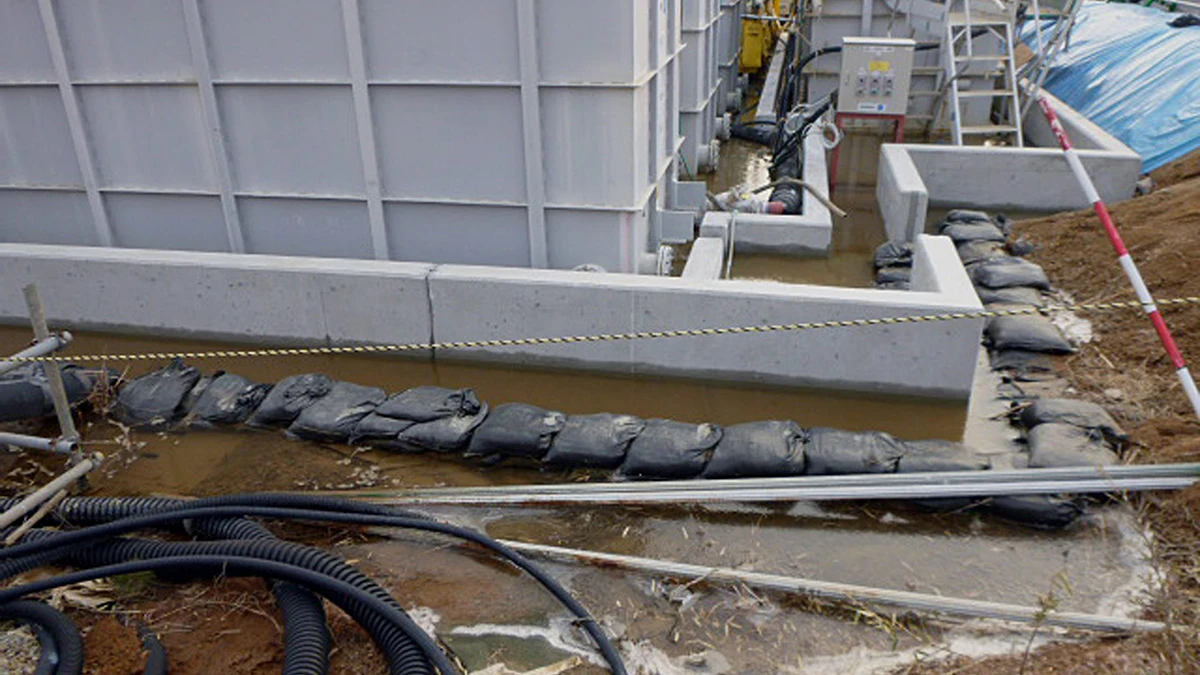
[
  {"x1": 705, "y1": 137, "x2": 885, "y2": 287},
  {"x1": 0, "y1": 325, "x2": 1149, "y2": 673}
]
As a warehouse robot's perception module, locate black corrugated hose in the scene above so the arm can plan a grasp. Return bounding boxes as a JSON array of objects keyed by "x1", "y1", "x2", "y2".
[
  {"x1": 0, "y1": 599, "x2": 84, "y2": 675},
  {"x1": 0, "y1": 494, "x2": 628, "y2": 675}
]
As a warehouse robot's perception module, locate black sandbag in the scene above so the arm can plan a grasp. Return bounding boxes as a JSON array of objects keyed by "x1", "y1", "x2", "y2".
[
  {"x1": 876, "y1": 266, "x2": 912, "y2": 284},
  {"x1": 702, "y1": 421, "x2": 806, "y2": 479},
  {"x1": 956, "y1": 240, "x2": 1010, "y2": 266},
  {"x1": 1026, "y1": 423, "x2": 1120, "y2": 468},
  {"x1": 1018, "y1": 398, "x2": 1127, "y2": 446},
  {"x1": 350, "y1": 413, "x2": 417, "y2": 450},
  {"x1": 994, "y1": 213, "x2": 1014, "y2": 235},
  {"x1": 620, "y1": 420, "x2": 722, "y2": 480},
  {"x1": 990, "y1": 349, "x2": 1055, "y2": 376},
  {"x1": 975, "y1": 285, "x2": 1044, "y2": 307},
  {"x1": 986, "y1": 316, "x2": 1074, "y2": 354},
  {"x1": 375, "y1": 386, "x2": 482, "y2": 422},
  {"x1": 969, "y1": 258, "x2": 1051, "y2": 290},
  {"x1": 876, "y1": 280, "x2": 911, "y2": 291},
  {"x1": 467, "y1": 402, "x2": 566, "y2": 459},
  {"x1": 395, "y1": 404, "x2": 489, "y2": 453},
  {"x1": 288, "y1": 381, "x2": 385, "y2": 443},
  {"x1": 185, "y1": 372, "x2": 271, "y2": 426},
  {"x1": 112, "y1": 359, "x2": 203, "y2": 428},
  {"x1": 543, "y1": 413, "x2": 645, "y2": 469},
  {"x1": 942, "y1": 209, "x2": 993, "y2": 224},
  {"x1": 804, "y1": 427, "x2": 907, "y2": 475},
  {"x1": 0, "y1": 379, "x2": 49, "y2": 423},
  {"x1": 247, "y1": 373, "x2": 333, "y2": 428},
  {"x1": 0, "y1": 363, "x2": 102, "y2": 423},
  {"x1": 1009, "y1": 237, "x2": 1036, "y2": 257},
  {"x1": 941, "y1": 222, "x2": 1006, "y2": 245},
  {"x1": 873, "y1": 241, "x2": 914, "y2": 268},
  {"x1": 897, "y1": 440, "x2": 990, "y2": 473},
  {"x1": 987, "y1": 495, "x2": 1083, "y2": 529}
]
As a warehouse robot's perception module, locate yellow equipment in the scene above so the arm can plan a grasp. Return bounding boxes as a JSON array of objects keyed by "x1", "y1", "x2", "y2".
[{"x1": 740, "y1": 0, "x2": 789, "y2": 72}]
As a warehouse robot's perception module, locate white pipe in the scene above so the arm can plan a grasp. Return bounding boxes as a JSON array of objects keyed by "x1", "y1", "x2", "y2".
[
  {"x1": 366, "y1": 463, "x2": 1200, "y2": 498},
  {"x1": 0, "y1": 453, "x2": 102, "y2": 530},
  {"x1": 0, "y1": 332, "x2": 72, "y2": 377},
  {"x1": 500, "y1": 540, "x2": 1168, "y2": 635},
  {"x1": 0, "y1": 431, "x2": 79, "y2": 455}
]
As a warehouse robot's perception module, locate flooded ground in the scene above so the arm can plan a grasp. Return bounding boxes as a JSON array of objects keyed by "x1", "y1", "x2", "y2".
[
  {"x1": 0, "y1": 323, "x2": 1152, "y2": 674},
  {"x1": 705, "y1": 136, "x2": 886, "y2": 287}
]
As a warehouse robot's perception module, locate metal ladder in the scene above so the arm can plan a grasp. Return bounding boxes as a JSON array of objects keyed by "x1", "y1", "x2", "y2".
[{"x1": 940, "y1": 0, "x2": 1023, "y2": 146}]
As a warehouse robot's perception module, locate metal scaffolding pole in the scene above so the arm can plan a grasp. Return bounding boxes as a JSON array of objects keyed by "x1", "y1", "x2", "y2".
[{"x1": 346, "y1": 464, "x2": 1200, "y2": 507}]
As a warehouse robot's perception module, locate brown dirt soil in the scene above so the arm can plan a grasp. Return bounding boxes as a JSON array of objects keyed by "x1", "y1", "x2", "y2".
[
  {"x1": 900, "y1": 152, "x2": 1200, "y2": 674},
  {"x1": 68, "y1": 576, "x2": 388, "y2": 675}
]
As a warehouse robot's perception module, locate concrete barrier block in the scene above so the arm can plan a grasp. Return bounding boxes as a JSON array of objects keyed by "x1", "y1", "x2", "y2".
[
  {"x1": 630, "y1": 277, "x2": 980, "y2": 397},
  {"x1": 681, "y1": 237, "x2": 725, "y2": 279},
  {"x1": 877, "y1": 144, "x2": 929, "y2": 243},
  {"x1": 427, "y1": 265, "x2": 639, "y2": 373},
  {"x1": 699, "y1": 212, "x2": 730, "y2": 242},
  {"x1": 904, "y1": 145, "x2": 1139, "y2": 212},
  {"x1": 0, "y1": 244, "x2": 435, "y2": 347}
]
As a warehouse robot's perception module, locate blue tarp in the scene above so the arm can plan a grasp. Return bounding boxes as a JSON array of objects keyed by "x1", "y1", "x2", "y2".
[{"x1": 1019, "y1": 1, "x2": 1200, "y2": 172}]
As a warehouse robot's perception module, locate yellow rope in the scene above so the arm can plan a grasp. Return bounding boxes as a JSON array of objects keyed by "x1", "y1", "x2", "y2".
[{"x1": 9, "y1": 297, "x2": 1200, "y2": 364}]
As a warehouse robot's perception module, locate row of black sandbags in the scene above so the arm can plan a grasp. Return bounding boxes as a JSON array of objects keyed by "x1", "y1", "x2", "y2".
[
  {"x1": 874, "y1": 210, "x2": 1074, "y2": 357},
  {"x1": 107, "y1": 360, "x2": 1081, "y2": 527}
]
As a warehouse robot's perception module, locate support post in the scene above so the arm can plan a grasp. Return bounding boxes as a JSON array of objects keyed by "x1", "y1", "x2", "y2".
[{"x1": 22, "y1": 285, "x2": 80, "y2": 445}]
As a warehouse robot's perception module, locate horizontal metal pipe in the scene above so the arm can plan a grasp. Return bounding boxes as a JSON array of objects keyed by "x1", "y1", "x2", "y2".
[
  {"x1": 353, "y1": 463, "x2": 1200, "y2": 499},
  {"x1": 0, "y1": 431, "x2": 79, "y2": 455},
  {"x1": 0, "y1": 452, "x2": 102, "y2": 530},
  {"x1": 366, "y1": 477, "x2": 1195, "y2": 507},
  {"x1": 0, "y1": 331, "x2": 73, "y2": 377},
  {"x1": 500, "y1": 540, "x2": 1167, "y2": 635}
]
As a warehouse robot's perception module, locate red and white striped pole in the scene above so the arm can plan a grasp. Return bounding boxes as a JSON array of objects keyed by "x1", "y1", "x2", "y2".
[{"x1": 1037, "y1": 95, "x2": 1200, "y2": 419}]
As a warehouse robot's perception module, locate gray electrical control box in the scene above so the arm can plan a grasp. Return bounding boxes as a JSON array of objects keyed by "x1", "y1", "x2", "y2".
[{"x1": 836, "y1": 37, "x2": 916, "y2": 116}]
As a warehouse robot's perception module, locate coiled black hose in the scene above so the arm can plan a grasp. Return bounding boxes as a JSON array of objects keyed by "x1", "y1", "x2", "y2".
[
  {"x1": 4, "y1": 494, "x2": 433, "y2": 675},
  {"x1": 0, "y1": 555, "x2": 461, "y2": 675},
  {"x1": 0, "y1": 501, "x2": 627, "y2": 675},
  {"x1": 14, "y1": 530, "x2": 433, "y2": 675},
  {"x1": 273, "y1": 582, "x2": 333, "y2": 675},
  {"x1": 0, "y1": 600, "x2": 84, "y2": 675},
  {"x1": 2, "y1": 496, "x2": 345, "y2": 675}
]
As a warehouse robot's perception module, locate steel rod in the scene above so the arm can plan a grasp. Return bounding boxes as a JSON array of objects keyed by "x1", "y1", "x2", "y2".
[
  {"x1": 362, "y1": 477, "x2": 1195, "y2": 507},
  {"x1": 0, "y1": 332, "x2": 72, "y2": 377},
  {"x1": 0, "y1": 431, "x2": 79, "y2": 455},
  {"x1": 22, "y1": 285, "x2": 80, "y2": 442},
  {"x1": 0, "y1": 452, "x2": 101, "y2": 530},
  {"x1": 350, "y1": 463, "x2": 1200, "y2": 499},
  {"x1": 499, "y1": 540, "x2": 1168, "y2": 635}
]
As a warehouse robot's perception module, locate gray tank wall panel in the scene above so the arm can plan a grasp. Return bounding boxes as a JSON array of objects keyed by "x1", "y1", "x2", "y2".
[{"x1": 0, "y1": 0, "x2": 686, "y2": 270}]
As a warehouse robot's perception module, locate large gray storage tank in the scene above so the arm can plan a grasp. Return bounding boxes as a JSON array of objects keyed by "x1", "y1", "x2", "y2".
[
  {"x1": 679, "y1": 0, "x2": 727, "y2": 174},
  {"x1": 0, "y1": 0, "x2": 695, "y2": 273}
]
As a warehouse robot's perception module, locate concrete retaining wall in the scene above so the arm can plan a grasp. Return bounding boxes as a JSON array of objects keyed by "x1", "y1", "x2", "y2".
[
  {"x1": 1021, "y1": 88, "x2": 1130, "y2": 154},
  {"x1": 877, "y1": 137, "x2": 1141, "y2": 242},
  {"x1": 0, "y1": 235, "x2": 982, "y2": 398},
  {"x1": 876, "y1": 92, "x2": 1142, "y2": 242}
]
